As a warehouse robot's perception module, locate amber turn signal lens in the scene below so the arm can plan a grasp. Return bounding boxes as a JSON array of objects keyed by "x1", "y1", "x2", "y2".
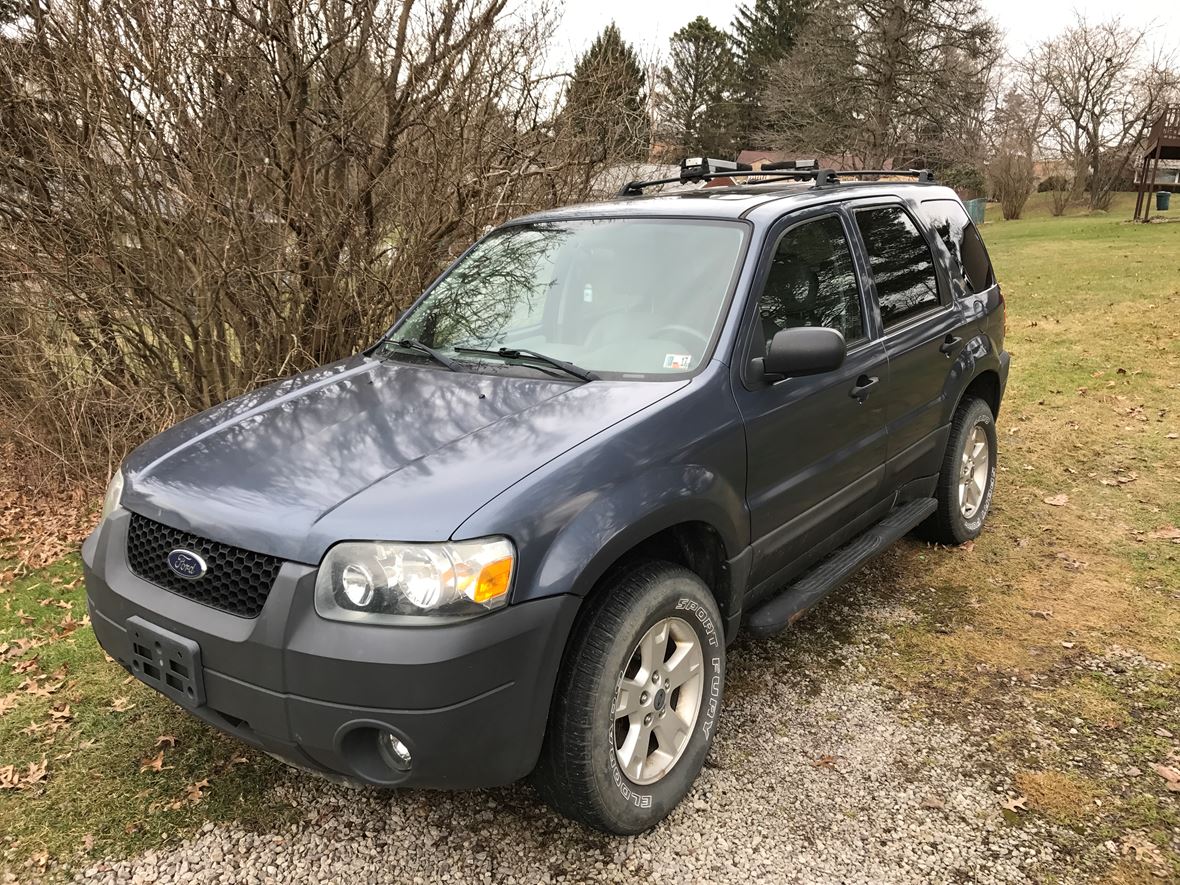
[{"x1": 472, "y1": 556, "x2": 513, "y2": 603}]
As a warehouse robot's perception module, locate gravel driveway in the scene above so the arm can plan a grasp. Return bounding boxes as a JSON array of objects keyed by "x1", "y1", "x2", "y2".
[{"x1": 77, "y1": 600, "x2": 1070, "y2": 885}]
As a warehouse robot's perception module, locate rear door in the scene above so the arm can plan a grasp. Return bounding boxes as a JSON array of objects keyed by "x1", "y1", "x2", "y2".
[
  {"x1": 849, "y1": 200, "x2": 976, "y2": 490},
  {"x1": 733, "y1": 209, "x2": 889, "y2": 591}
]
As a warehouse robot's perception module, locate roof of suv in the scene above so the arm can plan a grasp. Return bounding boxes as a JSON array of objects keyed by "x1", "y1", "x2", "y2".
[{"x1": 511, "y1": 181, "x2": 964, "y2": 228}]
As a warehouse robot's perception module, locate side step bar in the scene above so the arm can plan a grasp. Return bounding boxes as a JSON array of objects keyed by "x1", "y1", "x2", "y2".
[{"x1": 744, "y1": 498, "x2": 937, "y2": 637}]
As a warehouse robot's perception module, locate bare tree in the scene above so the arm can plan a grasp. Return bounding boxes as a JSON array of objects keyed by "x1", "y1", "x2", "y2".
[
  {"x1": 762, "y1": 0, "x2": 998, "y2": 170},
  {"x1": 984, "y1": 82, "x2": 1045, "y2": 219},
  {"x1": 1018, "y1": 15, "x2": 1180, "y2": 211},
  {"x1": 0, "y1": 0, "x2": 614, "y2": 484}
]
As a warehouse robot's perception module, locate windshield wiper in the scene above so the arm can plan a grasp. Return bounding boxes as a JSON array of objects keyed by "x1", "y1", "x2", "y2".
[
  {"x1": 454, "y1": 346, "x2": 599, "y2": 382},
  {"x1": 384, "y1": 338, "x2": 459, "y2": 372}
]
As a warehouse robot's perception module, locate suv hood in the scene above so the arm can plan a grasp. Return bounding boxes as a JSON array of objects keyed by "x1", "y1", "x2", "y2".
[{"x1": 122, "y1": 356, "x2": 684, "y2": 564}]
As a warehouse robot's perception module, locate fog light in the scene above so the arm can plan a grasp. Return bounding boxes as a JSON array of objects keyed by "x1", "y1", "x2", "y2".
[{"x1": 378, "y1": 733, "x2": 412, "y2": 772}]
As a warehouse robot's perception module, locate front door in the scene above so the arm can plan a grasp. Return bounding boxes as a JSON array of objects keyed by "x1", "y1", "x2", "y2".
[{"x1": 733, "y1": 210, "x2": 890, "y2": 593}]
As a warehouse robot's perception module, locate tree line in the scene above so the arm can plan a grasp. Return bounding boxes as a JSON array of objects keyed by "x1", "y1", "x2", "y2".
[
  {"x1": 0, "y1": 0, "x2": 1176, "y2": 485},
  {"x1": 572, "y1": 3, "x2": 1177, "y2": 216}
]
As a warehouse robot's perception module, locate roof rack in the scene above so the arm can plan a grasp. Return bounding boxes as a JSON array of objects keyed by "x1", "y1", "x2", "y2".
[{"x1": 617, "y1": 158, "x2": 936, "y2": 196}]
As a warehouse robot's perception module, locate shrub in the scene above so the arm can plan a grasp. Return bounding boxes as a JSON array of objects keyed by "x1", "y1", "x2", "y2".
[{"x1": 989, "y1": 151, "x2": 1035, "y2": 220}]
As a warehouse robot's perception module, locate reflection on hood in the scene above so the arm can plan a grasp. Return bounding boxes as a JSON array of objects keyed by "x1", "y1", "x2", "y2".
[{"x1": 122, "y1": 356, "x2": 684, "y2": 563}]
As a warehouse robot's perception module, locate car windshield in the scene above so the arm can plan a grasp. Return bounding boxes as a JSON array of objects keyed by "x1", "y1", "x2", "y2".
[{"x1": 390, "y1": 218, "x2": 748, "y2": 378}]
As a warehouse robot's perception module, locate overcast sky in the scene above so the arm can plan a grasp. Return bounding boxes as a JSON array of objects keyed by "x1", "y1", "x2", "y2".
[{"x1": 549, "y1": 0, "x2": 1177, "y2": 63}]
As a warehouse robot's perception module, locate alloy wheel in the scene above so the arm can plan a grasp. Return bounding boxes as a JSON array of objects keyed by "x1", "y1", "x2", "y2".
[
  {"x1": 958, "y1": 424, "x2": 990, "y2": 519},
  {"x1": 612, "y1": 617, "x2": 704, "y2": 786}
]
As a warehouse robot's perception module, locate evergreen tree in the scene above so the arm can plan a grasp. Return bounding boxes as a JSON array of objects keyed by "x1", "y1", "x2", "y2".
[
  {"x1": 656, "y1": 16, "x2": 736, "y2": 160},
  {"x1": 730, "y1": 0, "x2": 812, "y2": 147},
  {"x1": 565, "y1": 23, "x2": 650, "y2": 162}
]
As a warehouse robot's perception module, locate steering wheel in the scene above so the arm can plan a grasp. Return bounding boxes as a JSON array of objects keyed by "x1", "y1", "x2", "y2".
[{"x1": 651, "y1": 324, "x2": 710, "y2": 352}]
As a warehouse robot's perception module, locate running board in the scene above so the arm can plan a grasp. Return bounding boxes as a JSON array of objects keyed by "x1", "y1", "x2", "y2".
[{"x1": 744, "y1": 498, "x2": 937, "y2": 637}]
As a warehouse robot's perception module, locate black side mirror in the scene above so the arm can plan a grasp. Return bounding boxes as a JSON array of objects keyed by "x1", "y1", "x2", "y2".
[{"x1": 756, "y1": 327, "x2": 846, "y2": 382}]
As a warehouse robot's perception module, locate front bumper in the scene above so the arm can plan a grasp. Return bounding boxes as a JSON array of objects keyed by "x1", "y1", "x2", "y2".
[{"x1": 83, "y1": 510, "x2": 580, "y2": 789}]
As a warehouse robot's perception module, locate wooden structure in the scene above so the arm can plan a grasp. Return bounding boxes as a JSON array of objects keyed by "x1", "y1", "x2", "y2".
[{"x1": 1134, "y1": 106, "x2": 1180, "y2": 221}]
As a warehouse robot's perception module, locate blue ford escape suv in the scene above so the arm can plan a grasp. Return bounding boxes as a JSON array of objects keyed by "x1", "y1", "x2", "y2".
[{"x1": 84, "y1": 160, "x2": 1008, "y2": 834}]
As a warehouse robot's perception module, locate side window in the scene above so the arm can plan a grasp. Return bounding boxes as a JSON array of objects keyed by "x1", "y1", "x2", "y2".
[
  {"x1": 854, "y1": 206, "x2": 941, "y2": 327},
  {"x1": 918, "y1": 199, "x2": 995, "y2": 293},
  {"x1": 756, "y1": 215, "x2": 864, "y2": 348}
]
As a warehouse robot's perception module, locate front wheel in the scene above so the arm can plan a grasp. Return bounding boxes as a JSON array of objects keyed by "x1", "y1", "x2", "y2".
[
  {"x1": 918, "y1": 395, "x2": 998, "y2": 545},
  {"x1": 532, "y1": 561, "x2": 725, "y2": 834}
]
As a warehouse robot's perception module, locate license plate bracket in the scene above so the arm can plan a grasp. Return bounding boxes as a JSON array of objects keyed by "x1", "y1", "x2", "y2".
[{"x1": 126, "y1": 616, "x2": 206, "y2": 709}]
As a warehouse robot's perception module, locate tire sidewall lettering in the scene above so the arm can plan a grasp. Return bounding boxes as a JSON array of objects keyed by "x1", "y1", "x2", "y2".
[
  {"x1": 673, "y1": 597, "x2": 719, "y2": 649},
  {"x1": 606, "y1": 595, "x2": 724, "y2": 807}
]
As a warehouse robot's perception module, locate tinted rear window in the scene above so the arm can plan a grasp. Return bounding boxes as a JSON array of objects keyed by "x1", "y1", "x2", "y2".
[
  {"x1": 854, "y1": 206, "x2": 941, "y2": 327},
  {"x1": 919, "y1": 199, "x2": 995, "y2": 293}
]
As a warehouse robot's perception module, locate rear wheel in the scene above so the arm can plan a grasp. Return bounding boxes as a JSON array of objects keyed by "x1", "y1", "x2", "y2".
[
  {"x1": 918, "y1": 395, "x2": 997, "y2": 545},
  {"x1": 532, "y1": 561, "x2": 725, "y2": 834}
]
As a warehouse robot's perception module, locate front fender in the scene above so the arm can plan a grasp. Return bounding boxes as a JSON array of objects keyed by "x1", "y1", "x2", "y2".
[
  {"x1": 453, "y1": 371, "x2": 748, "y2": 608},
  {"x1": 532, "y1": 463, "x2": 746, "y2": 603}
]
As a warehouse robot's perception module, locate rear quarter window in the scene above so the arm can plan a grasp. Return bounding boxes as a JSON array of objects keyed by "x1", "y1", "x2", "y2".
[{"x1": 918, "y1": 199, "x2": 995, "y2": 293}]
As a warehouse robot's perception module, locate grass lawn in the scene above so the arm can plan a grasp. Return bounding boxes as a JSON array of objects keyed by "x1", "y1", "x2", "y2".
[
  {"x1": 871, "y1": 190, "x2": 1180, "y2": 878},
  {"x1": 0, "y1": 557, "x2": 292, "y2": 876},
  {"x1": 1, "y1": 191, "x2": 1178, "y2": 880}
]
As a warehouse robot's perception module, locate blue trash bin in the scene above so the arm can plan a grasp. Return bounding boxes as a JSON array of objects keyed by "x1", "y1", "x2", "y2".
[{"x1": 1157, "y1": 191, "x2": 1171, "y2": 211}]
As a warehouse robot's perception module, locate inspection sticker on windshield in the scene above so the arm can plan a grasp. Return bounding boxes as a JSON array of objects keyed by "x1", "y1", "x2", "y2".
[{"x1": 663, "y1": 353, "x2": 692, "y2": 370}]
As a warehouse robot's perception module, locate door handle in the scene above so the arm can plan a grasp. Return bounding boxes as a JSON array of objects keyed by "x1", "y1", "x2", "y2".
[
  {"x1": 939, "y1": 335, "x2": 963, "y2": 355},
  {"x1": 849, "y1": 375, "x2": 879, "y2": 401}
]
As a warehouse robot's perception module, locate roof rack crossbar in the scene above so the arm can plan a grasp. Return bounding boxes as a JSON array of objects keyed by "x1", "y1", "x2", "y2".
[
  {"x1": 619, "y1": 168, "x2": 824, "y2": 196},
  {"x1": 824, "y1": 169, "x2": 936, "y2": 182},
  {"x1": 617, "y1": 162, "x2": 936, "y2": 196}
]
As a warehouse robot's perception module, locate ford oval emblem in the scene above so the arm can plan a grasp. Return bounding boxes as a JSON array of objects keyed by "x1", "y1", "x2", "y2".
[{"x1": 166, "y1": 549, "x2": 207, "y2": 580}]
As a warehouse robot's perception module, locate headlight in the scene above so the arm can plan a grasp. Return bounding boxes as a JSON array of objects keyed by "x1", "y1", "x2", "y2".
[
  {"x1": 100, "y1": 470, "x2": 125, "y2": 522},
  {"x1": 314, "y1": 537, "x2": 515, "y2": 624}
]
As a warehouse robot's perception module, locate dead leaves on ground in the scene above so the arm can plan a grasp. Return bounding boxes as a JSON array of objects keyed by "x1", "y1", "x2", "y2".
[
  {"x1": 1043, "y1": 493, "x2": 1070, "y2": 507},
  {"x1": 1001, "y1": 795, "x2": 1028, "y2": 813},
  {"x1": 0, "y1": 757, "x2": 49, "y2": 791},
  {"x1": 1099, "y1": 471, "x2": 1138, "y2": 487},
  {"x1": 184, "y1": 778, "x2": 209, "y2": 804},
  {"x1": 136, "y1": 737, "x2": 249, "y2": 811},
  {"x1": 1151, "y1": 759, "x2": 1180, "y2": 793},
  {"x1": 16, "y1": 676, "x2": 65, "y2": 699},
  {"x1": 1147, "y1": 525, "x2": 1180, "y2": 544},
  {"x1": 0, "y1": 636, "x2": 41, "y2": 662},
  {"x1": 0, "y1": 442, "x2": 96, "y2": 570},
  {"x1": 1119, "y1": 832, "x2": 1171, "y2": 879},
  {"x1": 139, "y1": 749, "x2": 171, "y2": 773}
]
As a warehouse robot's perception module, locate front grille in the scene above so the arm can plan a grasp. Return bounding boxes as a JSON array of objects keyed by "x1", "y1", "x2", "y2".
[{"x1": 125, "y1": 513, "x2": 283, "y2": 618}]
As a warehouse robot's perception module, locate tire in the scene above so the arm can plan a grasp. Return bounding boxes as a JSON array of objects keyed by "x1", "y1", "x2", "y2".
[
  {"x1": 532, "y1": 561, "x2": 725, "y2": 834},
  {"x1": 917, "y1": 395, "x2": 998, "y2": 545}
]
